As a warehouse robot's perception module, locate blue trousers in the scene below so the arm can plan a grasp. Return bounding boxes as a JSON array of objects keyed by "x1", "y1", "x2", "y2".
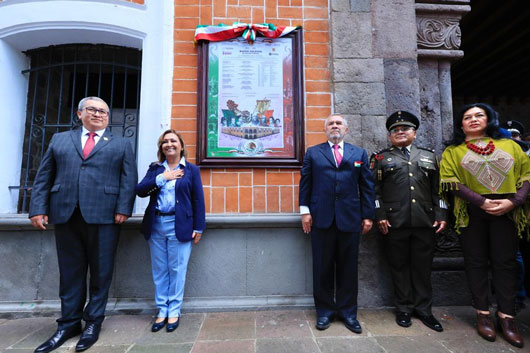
[{"x1": 148, "y1": 215, "x2": 192, "y2": 318}]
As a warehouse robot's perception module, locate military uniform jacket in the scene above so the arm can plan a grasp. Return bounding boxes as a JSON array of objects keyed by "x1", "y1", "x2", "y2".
[{"x1": 370, "y1": 145, "x2": 447, "y2": 228}]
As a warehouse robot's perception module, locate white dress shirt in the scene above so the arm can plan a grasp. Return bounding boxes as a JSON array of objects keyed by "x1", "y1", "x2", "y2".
[{"x1": 81, "y1": 126, "x2": 106, "y2": 148}]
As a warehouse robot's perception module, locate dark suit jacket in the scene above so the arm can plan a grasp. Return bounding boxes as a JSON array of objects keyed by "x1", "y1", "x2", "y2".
[
  {"x1": 136, "y1": 161, "x2": 206, "y2": 242},
  {"x1": 29, "y1": 128, "x2": 138, "y2": 224},
  {"x1": 299, "y1": 142, "x2": 376, "y2": 233},
  {"x1": 370, "y1": 145, "x2": 447, "y2": 228}
]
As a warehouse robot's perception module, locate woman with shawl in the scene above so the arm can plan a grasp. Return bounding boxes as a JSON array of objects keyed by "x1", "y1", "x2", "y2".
[{"x1": 440, "y1": 103, "x2": 530, "y2": 348}]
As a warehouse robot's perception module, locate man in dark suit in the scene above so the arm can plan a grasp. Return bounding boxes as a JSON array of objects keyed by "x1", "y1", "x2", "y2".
[
  {"x1": 29, "y1": 97, "x2": 137, "y2": 353},
  {"x1": 370, "y1": 111, "x2": 447, "y2": 332},
  {"x1": 299, "y1": 114, "x2": 375, "y2": 333}
]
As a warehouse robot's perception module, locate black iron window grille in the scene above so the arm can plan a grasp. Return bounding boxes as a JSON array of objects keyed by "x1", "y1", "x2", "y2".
[{"x1": 13, "y1": 44, "x2": 142, "y2": 213}]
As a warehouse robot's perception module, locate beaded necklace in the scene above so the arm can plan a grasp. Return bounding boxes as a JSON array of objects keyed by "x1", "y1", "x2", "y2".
[{"x1": 465, "y1": 139, "x2": 495, "y2": 155}]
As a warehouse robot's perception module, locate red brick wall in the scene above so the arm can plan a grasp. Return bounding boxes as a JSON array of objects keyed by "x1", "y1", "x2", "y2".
[{"x1": 173, "y1": 0, "x2": 330, "y2": 214}]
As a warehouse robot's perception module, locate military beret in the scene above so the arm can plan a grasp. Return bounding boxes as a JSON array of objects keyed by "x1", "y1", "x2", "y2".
[
  {"x1": 386, "y1": 111, "x2": 420, "y2": 131},
  {"x1": 500, "y1": 120, "x2": 525, "y2": 136}
]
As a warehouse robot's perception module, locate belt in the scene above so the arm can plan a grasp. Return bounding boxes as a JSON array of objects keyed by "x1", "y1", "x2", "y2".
[{"x1": 154, "y1": 210, "x2": 175, "y2": 217}]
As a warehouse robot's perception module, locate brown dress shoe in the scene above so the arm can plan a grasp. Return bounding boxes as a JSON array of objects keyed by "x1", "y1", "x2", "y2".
[
  {"x1": 476, "y1": 312, "x2": 496, "y2": 342},
  {"x1": 496, "y1": 313, "x2": 524, "y2": 348}
]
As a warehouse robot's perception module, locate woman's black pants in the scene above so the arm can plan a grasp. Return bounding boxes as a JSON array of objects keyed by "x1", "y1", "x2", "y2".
[{"x1": 461, "y1": 203, "x2": 518, "y2": 316}]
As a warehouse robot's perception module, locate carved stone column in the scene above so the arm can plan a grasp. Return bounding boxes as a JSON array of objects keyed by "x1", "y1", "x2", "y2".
[
  {"x1": 416, "y1": 1, "x2": 470, "y2": 257},
  {"x1": 415, "y1": 0, "x2": 470, "y2": 153}
]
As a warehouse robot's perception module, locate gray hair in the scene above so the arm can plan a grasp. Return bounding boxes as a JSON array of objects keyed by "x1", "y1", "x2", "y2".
[
  {"x1": 78, "y1": 97, "x2": 109, "y2": 111},
  {"x1": 324, "y1": 114, "x2": 348, "y2": 128}
]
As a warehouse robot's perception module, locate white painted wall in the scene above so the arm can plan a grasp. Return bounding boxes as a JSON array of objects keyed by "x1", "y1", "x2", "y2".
[{"x1": 0, "y1": 0, "x2": 174, "y2": 213}]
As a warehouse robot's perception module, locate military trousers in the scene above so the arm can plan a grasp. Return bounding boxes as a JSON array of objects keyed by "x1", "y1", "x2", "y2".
[{"x1": 384, "y1": 226, "x2": 435, "y2": 316}]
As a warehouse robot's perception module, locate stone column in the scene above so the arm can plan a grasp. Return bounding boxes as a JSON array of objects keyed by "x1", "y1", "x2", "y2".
[
  {"x1": 415, "y1": 0, "x2": 471, "y2": 152},
  {"x1": 416, "y1": 1, "x2": 471, "y2": 262}
]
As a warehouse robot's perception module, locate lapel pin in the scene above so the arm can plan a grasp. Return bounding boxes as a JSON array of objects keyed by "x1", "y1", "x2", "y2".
[{"x1": 103, "y1": 137, "x2": 108, "y2": 141}]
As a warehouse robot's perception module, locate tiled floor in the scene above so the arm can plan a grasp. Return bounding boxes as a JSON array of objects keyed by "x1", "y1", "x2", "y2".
[{"x1": 1, "y1": 307, "x2": 530, "y2": 352}]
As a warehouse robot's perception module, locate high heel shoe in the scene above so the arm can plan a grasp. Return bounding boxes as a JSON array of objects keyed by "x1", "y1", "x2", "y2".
[
  {"x1": 476, "y1": 312, "x2": 496, "y2": 342},
  {"x1": 496, "y1": 312, "x2": 524, "y2": 348}
]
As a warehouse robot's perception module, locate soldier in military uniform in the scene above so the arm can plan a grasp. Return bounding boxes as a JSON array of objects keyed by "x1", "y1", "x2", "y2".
[
  {"x1": 500, "y1": 120, "x2": 530, "y2": 156},
  {"x1": 370, "y1": 111, "x2": 447, "y2": 331}
]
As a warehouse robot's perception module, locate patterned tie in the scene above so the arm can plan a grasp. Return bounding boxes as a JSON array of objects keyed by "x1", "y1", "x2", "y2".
[
  {"x1": 333, "y1": 144, "x2": 342, "y2": 167},
  {"x1": 83, "y1": 132, "x2": 96, "y2": 159},
  {"x1": 401, "y1": 147, "x2": 410, "y2": 160}
]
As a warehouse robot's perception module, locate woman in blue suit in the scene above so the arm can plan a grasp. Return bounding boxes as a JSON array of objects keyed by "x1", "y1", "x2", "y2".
[{"x1": 136, "y1": 129, "x2": 206, "y2": 332}]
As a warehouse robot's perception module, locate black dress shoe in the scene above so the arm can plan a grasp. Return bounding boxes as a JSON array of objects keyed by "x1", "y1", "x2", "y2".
[
  {"x1": 316, "y1": 316, "x2": 331, "y2": 330},
  {"x1": 151, "y1": 318, "x2": 167, "y2": 332},
  {"x1": 343, "y1": 317, "x2": 362, "y2": 334},
  {"x1": 417, "y1": 314, "x2": 443, "y2": 332},
  {"x1": 34, "y1": 325, "x2": 82, "y2": 353},
  {"x1": 166, "y1": 318, "x2": 180, "y2": 332},
  {"x1": 75, "y1": 323, "x2": 101, "y2": 352},
  {"x1": 396, "y1": 312, "x2": 412, "y2": 328}
]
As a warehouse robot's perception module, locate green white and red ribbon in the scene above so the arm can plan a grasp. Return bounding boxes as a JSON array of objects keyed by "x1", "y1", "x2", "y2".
[{"x1": 194, "y1": 23, "x2": 301, "y2": 44}]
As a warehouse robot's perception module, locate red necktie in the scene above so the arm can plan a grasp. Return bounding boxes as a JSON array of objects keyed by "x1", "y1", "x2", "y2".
[
  {"x1": 333, "y1": 144, "x2": 342, "y2": 167},
  {"x1": 83, "y1": 132, "x2": 96, "y2": 159}
]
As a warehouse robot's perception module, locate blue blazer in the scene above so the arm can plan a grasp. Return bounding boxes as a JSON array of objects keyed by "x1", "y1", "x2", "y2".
[
  {"x1": 299, "y1": 142, "x2": 375, "y2": 233},
  {"x1": 136, "y1": 161, "x2": 206, "y2": 242},
  {"x1": 29, "y1": 128, "x2": 138, "y2": 224}
]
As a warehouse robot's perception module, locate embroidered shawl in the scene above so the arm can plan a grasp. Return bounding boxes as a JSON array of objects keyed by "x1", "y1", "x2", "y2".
[{"x1": 440, "y1": 138, "x2": 530, "y2": 236}]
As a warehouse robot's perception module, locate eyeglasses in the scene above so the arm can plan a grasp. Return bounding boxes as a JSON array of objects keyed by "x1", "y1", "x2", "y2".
[
  {"x1": 390, "y1": 126, "x2": 415, "y2": 134},
  {"x1": 84, "y1": 107, "x2": 109, "y2": 117}
]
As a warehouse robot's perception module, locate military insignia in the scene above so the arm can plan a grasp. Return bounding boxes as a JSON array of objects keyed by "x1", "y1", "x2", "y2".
[
  {"x1": 375, "y1": 154, "x2": 384, "y2": 160},
  {"x1": 420, "y1": 157, "x2": 433, "y2": 163},
  {"x1": 387, "y1": 157, "x2": 392, "y2": 161}
]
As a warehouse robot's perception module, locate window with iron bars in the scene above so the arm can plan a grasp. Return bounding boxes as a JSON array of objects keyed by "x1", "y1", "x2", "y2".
[{"x1": 14, "y1": 44, "x2": 142, "y2": 213}]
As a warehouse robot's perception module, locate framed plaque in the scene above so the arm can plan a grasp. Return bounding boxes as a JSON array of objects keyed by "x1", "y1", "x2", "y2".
[{"x1": 196, "y1": 29, "x2": 304, "y2": 167}]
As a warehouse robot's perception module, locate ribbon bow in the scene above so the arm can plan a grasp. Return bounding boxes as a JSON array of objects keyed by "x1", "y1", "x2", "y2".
[
  {"x1": 234, "y1": 23, "x2": 271, "y2": 43},
  {"x1": 194, "y1": 23, "x2": 301, "y2": 44}
]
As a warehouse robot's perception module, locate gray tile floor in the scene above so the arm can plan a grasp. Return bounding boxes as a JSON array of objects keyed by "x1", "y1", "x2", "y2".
[{"x1": 1, "y1": 306, "x2": 530, "y2": 352}]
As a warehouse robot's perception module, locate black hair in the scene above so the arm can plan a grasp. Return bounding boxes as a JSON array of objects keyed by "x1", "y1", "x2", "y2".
[{"x1": 447, "y1": 103, "x2": 503, "y2": 146}]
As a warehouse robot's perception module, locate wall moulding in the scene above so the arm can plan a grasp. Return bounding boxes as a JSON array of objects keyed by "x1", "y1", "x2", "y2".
[{"x1": 415, "y1": 0, "x2": 470, "y2": 55}]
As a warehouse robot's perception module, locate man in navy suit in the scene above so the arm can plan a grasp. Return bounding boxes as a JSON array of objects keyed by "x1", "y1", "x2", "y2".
[
  {"x1": 29, "y1": 97, "x2": 137, "y2": 353},
  {"x1": 299, "y1": 114, "x2": 375, "y2": 333}
]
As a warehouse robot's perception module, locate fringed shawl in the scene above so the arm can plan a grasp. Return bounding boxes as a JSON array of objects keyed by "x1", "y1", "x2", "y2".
[{"x1": 439, "y1": 138, "x2": 530, "y2": 237}]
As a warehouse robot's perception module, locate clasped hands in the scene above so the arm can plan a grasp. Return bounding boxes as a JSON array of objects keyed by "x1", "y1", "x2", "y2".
[{"x1": 480, "y1": 198, "x2": 515, "y2": 215}]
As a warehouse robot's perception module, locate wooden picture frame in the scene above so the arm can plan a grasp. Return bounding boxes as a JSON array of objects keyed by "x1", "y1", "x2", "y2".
[{"x1": 196, "y1": 29, "x2": 304, "y2": 168}]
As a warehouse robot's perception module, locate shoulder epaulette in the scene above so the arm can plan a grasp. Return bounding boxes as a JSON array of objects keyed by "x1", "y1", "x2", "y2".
[
  {"x1": 371, "y1": 148, "x2": 391, "y2": 163},
  {"x1": 417, "y1": 146, "x2": 435, "y2": 153},
  {"x1": 374, "y1": 147, "x2": 392, "y2": 155}
]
